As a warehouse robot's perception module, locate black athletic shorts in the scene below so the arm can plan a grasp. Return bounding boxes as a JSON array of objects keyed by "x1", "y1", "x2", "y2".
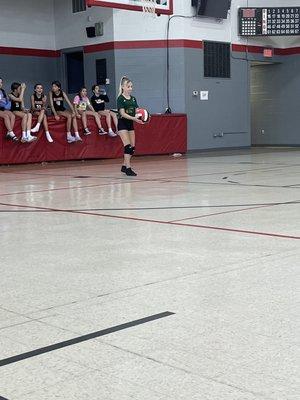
[{"x1": 118, "y1": 118, "x2": 134, "y2": 132}]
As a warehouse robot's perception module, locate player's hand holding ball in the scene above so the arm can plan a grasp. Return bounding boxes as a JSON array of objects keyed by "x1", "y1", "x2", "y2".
[
  {"x1": 135, "y1": 108, "x2": 150, "y2": 124},
  {"x1": 134, "y1": 117, "x2": 144, "y2": 124}
]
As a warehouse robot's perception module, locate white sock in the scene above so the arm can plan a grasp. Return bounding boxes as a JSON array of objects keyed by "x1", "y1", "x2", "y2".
[
  {"x1": 22, "y1": 131, "x2": 27, "y2": 138},
  {"x1": 45, "y1": 131, "x2": 53, "y2": 143},
  {"x1": 8, "y1": 131, "x2": 14, "y2": 137},
  {"x1": 74, "y1": 132, "x2": 80, "y2": 138},
  {"x1": 109, "y1": 128, "x2": 114, "y2": 132},
  {"x1": 27, "y1": 130, "x2": 31, "y2": 137},
  {"x1": 31, "y1": 122, "x2": 40, "y2": 133},
  {"x1": 67, "y1": 132, "x2": 72, "y2": 137}
]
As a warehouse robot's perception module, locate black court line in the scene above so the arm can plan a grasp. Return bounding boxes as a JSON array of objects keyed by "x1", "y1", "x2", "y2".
[
  {"x1": 1, "y1": 200, "x2": 299, "y2": 214},
  {"x1": 75, "y1": 200, "x2": 300, "y2": 212},
  {"x1": 0, "y1": 311, "x2": 174, "y2": 368}
]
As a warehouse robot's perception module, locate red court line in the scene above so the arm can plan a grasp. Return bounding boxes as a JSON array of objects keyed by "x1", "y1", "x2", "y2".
[
  {"x1": 170, "y1": 203, "x2": 281, "y2": 223},
  {"x1": 0, "y1": 201, "x2": 299, "y2": 241}
]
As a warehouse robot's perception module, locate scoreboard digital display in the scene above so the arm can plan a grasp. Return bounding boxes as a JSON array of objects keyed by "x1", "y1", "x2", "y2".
[{"x1": 239, "y1": 7, "x2": 300, "y2": 36}]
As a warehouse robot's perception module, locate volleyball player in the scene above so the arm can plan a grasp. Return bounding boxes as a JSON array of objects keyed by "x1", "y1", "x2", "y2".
[
  {"x1": 73, "y1": 87, "x2": 106, "y2": 135},
  {"x1": 91, "y1": 85, "x2": 118, "y2": 137},
  {"x1": 31, "y1": 84, "x2": 53, "y2": 142},
  {"x1": 9, "y1": 82, "x2": 37, "y2": 143},
  {"x1": 117, "y1": 76, "x2": 144, "y2": 176},
  {"x1": 0, "y1": 77, "x2": 17, "y2": 141},
  {"x1": 49, "y1": 81, "x2": 81, "y2": 143}
]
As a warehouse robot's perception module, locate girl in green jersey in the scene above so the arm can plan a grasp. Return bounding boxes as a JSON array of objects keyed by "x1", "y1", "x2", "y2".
[{"x1": 117, "y1": 76, "x2": 143, "y2": 176}]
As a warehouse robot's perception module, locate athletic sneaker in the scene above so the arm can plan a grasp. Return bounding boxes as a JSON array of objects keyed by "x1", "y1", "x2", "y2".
[
  {"x1": 6, "y1": 132, "x2": 18, "y2": 142},
  {"x1": 98, "y1": 128, "x2": 107, "y2": 135},
  {"x1": 67, "y1": 135, "x2": 76, "y2": 143},
  {"x1": 84, "y1": 128, "x2": 91, "y2": 135},
  {"x1": 108, "y1": 129, "x2": 117, "y2": 137},
  {"x1": 121, "y1": 165, "x2": 127, "y2": 173},
  {"x1": 125, "y1": 168, "x2": 137, "y2": 176},
  {"x1": 27, "y1": 135, "x2": 37, "y2": 143}
]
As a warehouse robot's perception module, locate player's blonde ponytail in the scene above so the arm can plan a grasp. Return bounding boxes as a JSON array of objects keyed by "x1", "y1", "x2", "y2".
[{"x1": 118, "y1": 76, "x2": 131, "y2": 96}]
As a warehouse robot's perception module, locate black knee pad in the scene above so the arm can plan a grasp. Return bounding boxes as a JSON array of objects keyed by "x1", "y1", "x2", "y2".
[{"x1": 124, "y1": 144, "x2": 132, "y2": 155}]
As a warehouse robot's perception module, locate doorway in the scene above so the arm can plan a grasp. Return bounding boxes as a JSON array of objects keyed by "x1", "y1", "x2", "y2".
[
  {"x1": 65, "y1": 51, "x2": 85, "y2": 94},
  {"x1": 250, "y1": 61, "x2": 281, "y2": 146}
]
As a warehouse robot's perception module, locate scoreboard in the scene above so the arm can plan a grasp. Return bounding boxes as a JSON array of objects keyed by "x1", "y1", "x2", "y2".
[{"x1": 239, "y1": 7, "x2": 300, "y2": 36}]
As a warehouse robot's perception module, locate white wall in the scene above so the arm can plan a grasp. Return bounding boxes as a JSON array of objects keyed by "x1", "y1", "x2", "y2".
[
  {"x1": 1, "y1": 0, "x2": 300, "y2": 51},
  {"x1": 0, "y1": 0, "x2": 55, "y2": 49},
  {"x1": 112, "y1": 0, "x2": 300, "y2": 48},
  {"x1": 54, "y1": 0, "x2": 114, "y2": 50}
]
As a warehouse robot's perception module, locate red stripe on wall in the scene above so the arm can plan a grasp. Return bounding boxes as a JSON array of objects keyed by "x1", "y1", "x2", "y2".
[
  {"x1": 1, "y1": 42, "x2": 300, "y2": 57},
  {"x1": 0, "y1": 46, "x2": 60, "y2": 58},
  {"x1": 84, "y1": 39, "x2": 203, "y2": 53},
  {"x1": 233, "y1": 44, "x2": 300, "y2": 56},
  {"x1": 232, "y1": 44, "x2": 267, "y2": 54},
  {"x1": 274, "y1": 47, "x2": 300, "y2": 55}
]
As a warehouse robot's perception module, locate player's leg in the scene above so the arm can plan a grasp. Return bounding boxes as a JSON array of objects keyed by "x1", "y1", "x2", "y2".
[
  {"x1": 80, "y1": 110, "x2": 90, "y2": 135},
  {"x1": 118, "y1": 119, "x2": 137, "y2": 176},
  {"x1": 57, "y1": 111, "x2": 75, "y2": 143},
  {"x1": 110, "y1": 110, "x2": 118, "y2": 133},
  {"x1": 125, "y1": 130, "x2": 137, "y2": 176},
  {"x1": 43, "y1": 114, "x2": 53, "y2": 142},
  {"x1": 118, "y1": 130, "x2": 132, "y2": 172},
  {"x1": 72, "y1": 113, "x2": 81, "y2": 141},
  {"x1": 31, "y1": 110, "x2": 44, "y2": 132},
  {"x1": 100, "y1": 110, "x2": 117, "y2": 137},
  {"x1": 0, "y1": 110, "x2": 18, "y2": 141}
]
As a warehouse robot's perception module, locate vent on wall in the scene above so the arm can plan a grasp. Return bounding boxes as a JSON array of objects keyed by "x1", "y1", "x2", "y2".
[
  {"x1": 73, "y1": 0, "x2": 86, "y2": 13},
  {"x1": 204, "y1": 41, "x2": 231, "y2": 78}
]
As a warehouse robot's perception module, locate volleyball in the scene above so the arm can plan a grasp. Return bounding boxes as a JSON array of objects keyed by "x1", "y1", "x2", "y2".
[{"x1": 135, "y1": 107, "x2": 150, "y2": 123}]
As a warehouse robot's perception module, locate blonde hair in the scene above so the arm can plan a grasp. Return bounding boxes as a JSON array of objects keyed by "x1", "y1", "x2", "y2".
[{"x1": 118, "y1": 76, "x2": 132, "y2": 96}]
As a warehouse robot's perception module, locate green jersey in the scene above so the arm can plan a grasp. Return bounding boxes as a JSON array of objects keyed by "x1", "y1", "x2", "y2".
[{"x1": 117, "y1": 94, "x2": 138, "y2": 118}]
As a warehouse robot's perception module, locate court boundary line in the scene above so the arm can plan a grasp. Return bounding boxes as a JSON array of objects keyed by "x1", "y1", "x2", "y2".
[
  {"x1": 169, "y1": 203, "x2": 281, "y2": 223},
  {"x1": 0, "y1": 312, "x2": 174, "y2": 368},
  {"x1": 0, "y1": 201, "x2": 299, "y2": 240}
]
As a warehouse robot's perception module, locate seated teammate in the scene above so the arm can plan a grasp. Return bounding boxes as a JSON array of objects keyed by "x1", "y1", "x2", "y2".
[
  {"x1": 8, "y1": 82, "x2": 37, "y2": 143},
  {"x1": 73, "y1": 87, "x2": 106, "y2": 136},
  {"x1": 91, "y1": 85, "x2": 117, "y2": 137},
  {"x1": 31, "y1": 83, "x2": 53, "y2": 142},
  {"x1": 49, "y1": 81, "x2": 81, "y2": 143},
  {"x1": 0, "y1": 77, "x2": 17, "y2": 142}
]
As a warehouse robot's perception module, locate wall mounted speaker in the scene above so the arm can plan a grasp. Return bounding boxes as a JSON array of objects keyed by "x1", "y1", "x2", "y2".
[{"x1": 86, "y1": 26, "x2": 96, "y2": 38}]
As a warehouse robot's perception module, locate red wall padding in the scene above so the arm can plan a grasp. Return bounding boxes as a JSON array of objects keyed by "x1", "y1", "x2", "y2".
[{"x1": 0, "y1": 114, "x2": 187, "y2": 165}]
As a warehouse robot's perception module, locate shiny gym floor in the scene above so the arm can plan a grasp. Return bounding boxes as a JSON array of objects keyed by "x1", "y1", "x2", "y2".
[{"x1": 0, "y1": 148, "x2": 299, "y2": 400}]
